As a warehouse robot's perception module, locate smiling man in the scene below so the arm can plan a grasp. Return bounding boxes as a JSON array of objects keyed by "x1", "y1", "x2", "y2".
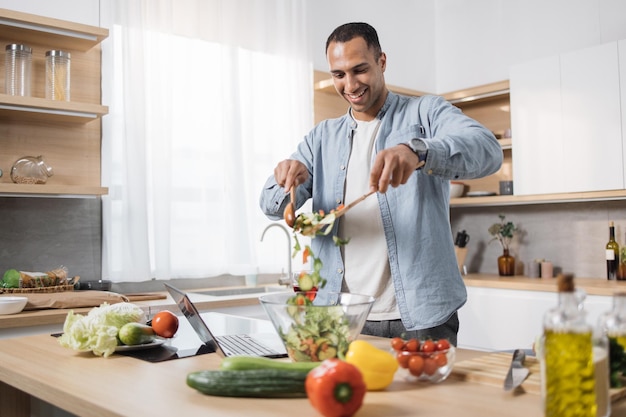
[{"x1": 259, "y1": 22, "x2": 502, "y2": 345}]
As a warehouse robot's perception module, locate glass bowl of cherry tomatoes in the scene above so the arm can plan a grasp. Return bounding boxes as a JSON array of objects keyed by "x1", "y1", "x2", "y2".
[{"x1": 390, "y1": 337, "x2": 456, "y2": 383}]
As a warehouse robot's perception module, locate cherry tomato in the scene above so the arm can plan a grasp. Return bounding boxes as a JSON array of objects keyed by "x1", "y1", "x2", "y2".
[
  {"x1": 397, "y1": 352, "x2": 411, "y2": 369},
  {"x1": 390, "y1": 337, "x2": 405, "y2": 351},
  {"x1": 405, "y1": 338, "x2": 420, "y2": 352},
  {"x1": 408, "y1": 355, "x2": 425, "y2": 377},
  {"x1": 436, "y1": 339, "x2": 451, "y2": 351},
  {"x1": 421, "y1": 340, "x2": 435, "y2": 353},
  {"x1": 423, "y1": 357, "x2": 438, "y2": 376},
  {"x1": 151, "y1": 310, "x2": 179, "y2": 338},
  {"x1": 433, "y1": 352, "x2": 448, "y2": 367}
]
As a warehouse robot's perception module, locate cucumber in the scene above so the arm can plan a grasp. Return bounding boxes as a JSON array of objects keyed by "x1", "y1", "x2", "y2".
[
  {"x1": 118, "y1": 322, "x2": 156, "y2": 345},
  {"x1": 297, "y1": 274, "x2": 314, "y2": 291},
  {"x1": 187, "y1": 369, "x2": 308, "y2": 398},
  {"x1": 219, "y1": 356, "x2": 320, "y2": 372}
]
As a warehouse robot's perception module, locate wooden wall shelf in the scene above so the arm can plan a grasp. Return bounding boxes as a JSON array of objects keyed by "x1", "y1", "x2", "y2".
[
  {"x1": 0, "y1": 8, "x2": 108, "y2": 51},
  {"x1": 450, "y1": 189, "x2": 626, "y2": 207},
  {"x1": 0, "y1": 94, "x2": 108, "y2": 123},
  {"x1": 0, "y1": 9, "x2": 109, "y2": 198},
  {"x1": 0, "y1": 184, "x2": 108, "y2": 197}
]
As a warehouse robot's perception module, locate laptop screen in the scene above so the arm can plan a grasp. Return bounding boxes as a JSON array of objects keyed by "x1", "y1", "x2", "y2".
[{"x1": 164, "y1": 283, "x2": 219, "y2": 354}]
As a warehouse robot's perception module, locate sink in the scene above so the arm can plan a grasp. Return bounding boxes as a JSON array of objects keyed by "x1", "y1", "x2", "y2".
[{"x1": 195, "y1": 286, "x2": 289, "y2": 297}]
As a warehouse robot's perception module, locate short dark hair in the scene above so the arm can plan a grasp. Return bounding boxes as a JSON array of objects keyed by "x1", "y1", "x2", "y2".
[{"x1": 325, "y1": 22, "x2": 382, "y2": 60}]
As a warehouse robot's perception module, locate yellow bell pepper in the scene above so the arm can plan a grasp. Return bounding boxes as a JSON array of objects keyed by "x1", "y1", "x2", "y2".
[{"x1": 344, "y1": 340, "x2": 398, "y2": 391}]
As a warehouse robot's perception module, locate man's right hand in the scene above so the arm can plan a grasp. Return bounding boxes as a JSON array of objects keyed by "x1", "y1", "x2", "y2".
[{"x1": 274, "y1": 159, "x2": 308, "y2": 191}]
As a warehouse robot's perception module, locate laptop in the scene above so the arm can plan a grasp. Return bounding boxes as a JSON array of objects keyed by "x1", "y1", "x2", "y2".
[{"x1": 164, "y1": 283, "x2": 287, "y2": 358}]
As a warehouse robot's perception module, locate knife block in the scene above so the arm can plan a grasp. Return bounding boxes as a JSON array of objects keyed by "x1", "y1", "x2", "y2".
[{"x1": 454, "y1": 246, "x2": 468, "y2": 274}]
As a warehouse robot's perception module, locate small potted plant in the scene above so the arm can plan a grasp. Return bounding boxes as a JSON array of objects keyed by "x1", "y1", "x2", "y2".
[{"x1": 488, "y1": 214, "x2": 518, "y2": 276}]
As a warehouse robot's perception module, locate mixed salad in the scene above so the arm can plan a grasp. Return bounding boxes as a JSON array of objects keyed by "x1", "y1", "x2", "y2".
[{"x1": 280, "y1": 205, "x2": 354, "y2": 361}]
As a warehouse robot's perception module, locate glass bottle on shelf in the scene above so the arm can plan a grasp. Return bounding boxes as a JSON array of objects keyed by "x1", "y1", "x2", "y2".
[
  {"x1": 606, "y1": 221, "x2": 619, "y2": 280},
  {"x1": 539, "y1": 274, "x2": 610, "y2": 417},
  {"x1": 10, "y1": 156, "x2": 54, "y2": 185}
]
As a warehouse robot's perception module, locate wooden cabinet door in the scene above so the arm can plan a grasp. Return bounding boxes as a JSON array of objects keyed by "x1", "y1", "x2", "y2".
[{"x1": 510, "y1": 55, "x2": 563, "y2": 195}]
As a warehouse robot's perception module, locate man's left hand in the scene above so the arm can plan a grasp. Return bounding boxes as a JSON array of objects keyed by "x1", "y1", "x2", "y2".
[{"x1": 369, "y1": 144, "x2": 421, "y2": 193}]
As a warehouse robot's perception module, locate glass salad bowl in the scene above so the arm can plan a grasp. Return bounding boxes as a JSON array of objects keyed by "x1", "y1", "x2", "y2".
[{"x1": 259, "y1": 291, "x2": 375, "y2": 362}]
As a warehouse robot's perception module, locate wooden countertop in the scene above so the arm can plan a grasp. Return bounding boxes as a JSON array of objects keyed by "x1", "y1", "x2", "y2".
[
  {"x1": 2, "y1": 277, "x2": 625, "y2": 331},
  {"x1": 463, "y1": 274, "x2": 626, "y2": 296},
  {"x1": 0, "y1": 326, "x2": 585, "y2": 417},
  {"x1": 0, "y1": 288, "x2": 266, "y2": 330}
]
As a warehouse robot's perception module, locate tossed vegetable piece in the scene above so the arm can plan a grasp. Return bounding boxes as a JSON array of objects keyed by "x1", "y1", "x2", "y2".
[
  {"x1": 344, "y1": 340, "x2": 398, "y2": 391},
  {"x1": 118, "y1": 322, "x2": 156, "y2": 346},
  {"x1": 58, "y1": 302, "x2": 146, "y2": 357},
  {"x1": 219, "y1": 356, "x2": 320, "y2": 372},
  {"x1": 305, "y1": 358, "x2": 366, "y2": 417},
  {"x1": 187, "y1": 369, "x2": 309, "y2": 398}
]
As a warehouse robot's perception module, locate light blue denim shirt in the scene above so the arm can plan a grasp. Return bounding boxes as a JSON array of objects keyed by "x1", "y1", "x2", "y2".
[{"x1": 260, "y1": 92, "x2": 503, "y2": 330}]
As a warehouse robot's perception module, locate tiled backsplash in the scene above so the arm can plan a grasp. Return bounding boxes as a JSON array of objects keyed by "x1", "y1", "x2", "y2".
[
  {"x1": 1, "y1": 197, "x2": 624, "y2": 287},
  {"x1": 451, "y1": 200, "x2": 626, "y2": 279}
]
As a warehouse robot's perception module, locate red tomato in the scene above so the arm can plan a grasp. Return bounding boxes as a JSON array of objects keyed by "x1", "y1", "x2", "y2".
[
  {"x1": 151, "y1": 310, "x2": 179, "y2": 338},
  {"x1": 404, "y1": 338, "x2": 419, "y2": 352},
  {"x1": 408, "y1": 355, "x2": 425, "y2": 377},
  {"x1": 421, "y1": 340, "x2": 435, "y2": 353},
  {"x1": 397, "y1": 352, "x2": 411, "y2": 369},
  {"x1": 423, "y1": 358, "x2": 438, "y2": 376},
  {"x1": 390, "y1": 337, "x2": 405, "y2": 352},
  {"x1": 433, "y1": 353, "x2": 448, "y2": 367},
  {"x1": 436, "y1": 339, "x2": 451, "y2": 351}
]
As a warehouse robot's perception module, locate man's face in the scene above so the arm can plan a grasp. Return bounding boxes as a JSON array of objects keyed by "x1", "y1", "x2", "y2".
[{"x1": 327, "y1": 37, "x2": 387, "y2": 121}]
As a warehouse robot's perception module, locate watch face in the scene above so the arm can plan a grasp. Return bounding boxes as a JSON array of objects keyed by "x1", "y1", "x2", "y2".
[{"x1": 410, "y1": 138, "x2": 428, "y2": 152}]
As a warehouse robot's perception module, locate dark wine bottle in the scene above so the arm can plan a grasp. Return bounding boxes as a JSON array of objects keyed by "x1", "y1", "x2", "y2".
[{"x1": 606, "y1": 221, "x2": 619, "y2": 280}]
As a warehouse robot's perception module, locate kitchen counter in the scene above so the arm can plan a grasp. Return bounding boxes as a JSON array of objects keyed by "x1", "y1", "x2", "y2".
[
  {"x1": 4, "y1": 314, "x2": 624, "y2": 417},
  {"x1": 1, "y1": 277, "x2": 622, "y2": 333},
  {"x1": 0, "y1": 286, "x2": 282, "y2": 331},
  {"x1": 464, "y1": 273, "x2": 626, "y2": 296}
]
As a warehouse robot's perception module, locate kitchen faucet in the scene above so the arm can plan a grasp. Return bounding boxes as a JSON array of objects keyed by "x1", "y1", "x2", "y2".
[{"x1": 260, "y1": 223, "x2": 292, "y2": 287}]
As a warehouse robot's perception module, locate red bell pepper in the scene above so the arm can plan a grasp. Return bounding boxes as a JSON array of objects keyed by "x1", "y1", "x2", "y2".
[{"x1": 305, "y1": 358, "x2": 366, "y2": 417}]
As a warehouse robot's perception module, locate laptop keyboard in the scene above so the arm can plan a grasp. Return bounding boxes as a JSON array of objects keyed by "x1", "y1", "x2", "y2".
[{"x1": 216, "y1": 334, "x2": 280, "y2": 356}]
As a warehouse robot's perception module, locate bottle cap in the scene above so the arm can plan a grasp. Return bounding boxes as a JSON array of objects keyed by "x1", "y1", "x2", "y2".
[
  {"x1": 46, "y1": 50, "x2": 70, "y2": 59},
  {"x1": 557, "y1": 274, "x2": 574, "y2": 292},
  {"x1": 6, "y1": 44, "x2": 32, "y2": 53}
]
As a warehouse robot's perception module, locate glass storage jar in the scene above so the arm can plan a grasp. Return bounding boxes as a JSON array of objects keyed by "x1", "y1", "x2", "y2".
[
  {"x1": 45, "y1": 50, "x2": 71, "y2": 101},
  {"x1": 10, "y1": 156, "x2": 54, "y2": 184},
  {"x1": 5, "y1": 44, "x2": 32, "y2": 96}
]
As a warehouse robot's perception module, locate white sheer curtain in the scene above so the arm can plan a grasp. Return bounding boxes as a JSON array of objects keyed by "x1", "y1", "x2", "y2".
[{"x1": 99, "y1": 0, "x2": 313, "y2": 282}]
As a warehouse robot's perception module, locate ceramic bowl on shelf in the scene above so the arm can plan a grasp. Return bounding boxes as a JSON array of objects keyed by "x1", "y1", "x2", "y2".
[
  {"x1": 450, "y1": 181, "x2": 465, "y2": 199},
  {"x1": 0, "y1": 296, "x2": 28, "y2": 315},
  {"x1": 259, "y1": 291, "x2": 374, "y2": 362}
]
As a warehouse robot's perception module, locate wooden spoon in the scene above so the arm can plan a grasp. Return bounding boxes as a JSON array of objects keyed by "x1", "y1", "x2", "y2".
[{"x1": 284, "y1": 185, "x2": 296, "y2": 227}]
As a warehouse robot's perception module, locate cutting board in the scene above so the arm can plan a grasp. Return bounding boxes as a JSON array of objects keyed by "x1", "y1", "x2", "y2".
[{"x1": 450, "y1": 352, "x2": 626, "y2": 403}]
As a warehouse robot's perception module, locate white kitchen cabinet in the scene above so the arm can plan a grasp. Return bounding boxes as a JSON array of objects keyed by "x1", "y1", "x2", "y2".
[
  {"x1": 620, "y1": 39, "x2": 626, "y2": 188},
  {"x1": 510, "y1": 55, "x2": 562, "y2": 195},
  {"x1": 458, "y1": 286, "x2": 612, "y2": 352},
  {"x1": 511, "y1": 41, "x2": 623, "y2": 196}
]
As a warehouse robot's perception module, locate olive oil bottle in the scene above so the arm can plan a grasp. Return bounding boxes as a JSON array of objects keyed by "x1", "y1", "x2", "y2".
[
  {"x1": 598, "y1": 291, "x2": 626, "y2": 389},
  {"x1": 541, "y1": 274, "x2": 607, "y2": 417}
]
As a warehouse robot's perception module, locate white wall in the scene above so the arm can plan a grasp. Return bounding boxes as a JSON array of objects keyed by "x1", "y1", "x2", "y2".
[
  {"x1": 305, "y1": 0, "x2": 437, "y2": 93},
  {"x1": 308, "y1": 0, "x2": 626, "y2": 94},
  {"x1": 0, "y1": 0, "x2": 100, "y2": 26}
]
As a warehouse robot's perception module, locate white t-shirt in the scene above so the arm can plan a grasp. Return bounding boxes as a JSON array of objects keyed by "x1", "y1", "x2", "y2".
[{"x1": 340, "y1": 117, "x2": 399, "y2": 320}]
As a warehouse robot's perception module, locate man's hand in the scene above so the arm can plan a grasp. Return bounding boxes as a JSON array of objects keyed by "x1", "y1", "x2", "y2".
[
  {"x1": 274, "y1": 159, "x2": 308, "y2": 191},
  {"x1": 369, "y1": 144, "x2": 421, "y2": 193}
]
